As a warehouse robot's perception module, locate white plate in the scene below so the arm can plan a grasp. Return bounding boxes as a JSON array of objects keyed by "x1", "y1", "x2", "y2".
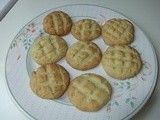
[{"x1": 5, "y1": 4, "x2": 158, "y2": 120}]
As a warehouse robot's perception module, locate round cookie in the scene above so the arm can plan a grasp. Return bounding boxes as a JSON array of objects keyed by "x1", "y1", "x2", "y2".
[
  {"x1": 66, "y1": 41, "x2": 102, "y2": 70},
  {"x1": 71, "y1": 19, "x2": 101, "y2": 41},
  {"x1": 102, "y1": 45, "x2": 142, "y2": 80},
  {"x1": 67, "y1": 73, "x2": 112, "y2": 112},
  {"x1": 30, "y1": 63, "x2": 70, "y2": 99},
  {"x1": 102, "y1": 18, "x2": 134, "y2": 46},
  {"x1": 32, "y1": 35, "x2": 68, "y2": 65},
  {"x1": 43, "y1": 11, "x2": 72, "y2": 36}
]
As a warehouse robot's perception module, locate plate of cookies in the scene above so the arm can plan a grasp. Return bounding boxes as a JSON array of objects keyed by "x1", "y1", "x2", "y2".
[{"x1": 5, "y1": 4, "x2": 158, "y2": 120}]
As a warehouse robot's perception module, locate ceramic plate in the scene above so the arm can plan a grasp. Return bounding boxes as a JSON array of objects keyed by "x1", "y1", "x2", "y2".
[{"x1": 5, "y1": 4, "x2": 158, "y2": 120}]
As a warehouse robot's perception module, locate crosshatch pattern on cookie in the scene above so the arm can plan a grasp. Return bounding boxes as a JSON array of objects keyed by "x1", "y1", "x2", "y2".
[
  {"x1": 67, "y1": 73, "x2": 112, "y2": 112},
  {"x1": 43, "y1": 11, "x2": 72, "y2": 36},
  {"x1": 32, "y1": 35, "x2": 68, "y2": 65},
  {"x1": 71, "y1": 19, "x2": 101, "y2": 41},
  {"x1": 30, "y1": 63, "x2": 70, "y2": 99},
  {"x1": 66, "y1": 41, "x2": 102, "y2": 70},
  {"x1": 102, "y1": 18, "x2": 134, "y2": 46},
  {"x1": 102, "y1": 45, "x2": 142, "y2": 79}
]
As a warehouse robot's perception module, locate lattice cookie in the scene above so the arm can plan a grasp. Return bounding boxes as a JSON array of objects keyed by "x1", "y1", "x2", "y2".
[
  {"x1": 102, "y1": 45, "x2": 142, "y2": 79},
  {"x1": 32, "y1": 35, "x2": 68, "y2": 65},
  {"x1": 30, "y1": 63, "x2": 70, "y2": 99},
  {"x1": 102, "y1": 18, "x2": 134, "y2": 46},
  {"x1": 43, "y1": 11, "x2": 72, "y2": 36},
  {"x1": 71, "y1": 19, "x2": 101, "y2": 41},
  {"x1": 67, "y1": 73, "x2": 112, "y2": 112},
  {"x1": 66, "y1": 41, "x2": 102, "y2": 70}
]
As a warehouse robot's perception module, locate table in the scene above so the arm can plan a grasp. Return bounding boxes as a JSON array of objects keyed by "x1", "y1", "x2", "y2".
[{"x1": 0, "y1": 0, "x2": 160, "y2": 120}]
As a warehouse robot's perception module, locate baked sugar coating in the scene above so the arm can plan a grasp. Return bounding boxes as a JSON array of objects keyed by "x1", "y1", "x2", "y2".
[
  {"x1": 66, "y1": 41, "x2": 102, "y2": 70},
  {"x1": 32, "y1": 35, "x2": 68, "y2": 65},
  {"x1": 67, "y1": 73, "x2": 112, "y2": 112},
  {"x1": 71, "y1": 19, "x2": 101, "y2": 41},
  {"x1": 102, "y1": 18, "x2": 134, "y2": 46},
  {"x1": 102, "y1": 45, "x2": 142, "y2": 80},
  {"x1": 43, "y1": 11, "x2": 72, "y2": 36},
  {"x1": 30, "y1": 63, "x2": 70, "y2": 99}
]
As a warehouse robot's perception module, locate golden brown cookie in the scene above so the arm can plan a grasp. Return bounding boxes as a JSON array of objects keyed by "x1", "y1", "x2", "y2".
[
  {"x1": 30, "y1": 63, "x2": 70, "y2": 99},
  {"x1": 102, "y1": 45, "x2": 142, "y2": 80},
  {"x1": 102, "y1": 18, "x2": 134, "y2": 46},
  {"x1": 71, "y1": 19, "x2": 101, "y2": 41},
  {"x1": 43, "y1": 11, "x2": 72, "y2": 36},
  {"x1": 66, "y1": 41, "x2": 102, "y2": 70},
  {"x1": 32, "y1": 35, "x2": 68, "y2": 65},
  {"x1": 67, "y1": 73, "x2": 112, "y2": 112}
]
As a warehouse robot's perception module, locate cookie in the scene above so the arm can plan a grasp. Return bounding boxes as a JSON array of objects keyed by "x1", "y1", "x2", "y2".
[
  {"x1": 102, "y1": 18, "x2": 134, "y2": 46},
  {"x1": 32, "y1": 35, "x2": 68, "y2": 65},
  {"x1": 71, "y1": 19, "x2": 101, "y2": 41},
  {"x1": 102, "y1": 45, "x2": 142, "y2": 79},
  {"x1": 66, "y1": 41, "x2": 102, "y2": 70},
  {"x1": 67, "y1": 73, "x2": 112, "y2": 112},
  {"x1": 43, "y1": 11, "x2": 72, "y2": 36},
  {"x1": 30, "y1": 63, "x2": 70, "y2": 99}
]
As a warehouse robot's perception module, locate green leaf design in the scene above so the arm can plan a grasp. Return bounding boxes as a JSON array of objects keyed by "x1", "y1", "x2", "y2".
[
  {"x1": 130, "y1": 101, "x2": 134, "y2": 108},
  {"x1": 115, "y1": 101, "x2": 119, "y2": 106},
  {"x1": 108, "y1": 102, "x2": 112, "y2": 106},
  {"x1": 141, "y1": 77, "x2": 145, "y2": 80},
  {"x1": 119, "y1": 86, "x2": 123, "y2": 89},
  {"x1": 114, "y1": 82, "x2": 119, "y2": 86},
  {"x1": 132, "y1": 97, "x2": 136, "y2": 100},
  {"x1": 125, "y1": 98, "x2": 130, "y2": 103},
  {"x1": 23, "y1": 39, "x2": 26, "y2": 43},
  {"x1": 127, "y1": 86, "x2": 131, "y2": 90},
  {"x1": 126, "y1": 81, "x2": 130, "y2": 85},
  {"x1": 120, "y1": 82, "x2": 124, "y2": 85},
  {"x1": 10, "y1": 42, "x2": 16, "y2": 49},
  {"x1": 25, "y1": 46, "x2": 28, "y2": 50}
]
